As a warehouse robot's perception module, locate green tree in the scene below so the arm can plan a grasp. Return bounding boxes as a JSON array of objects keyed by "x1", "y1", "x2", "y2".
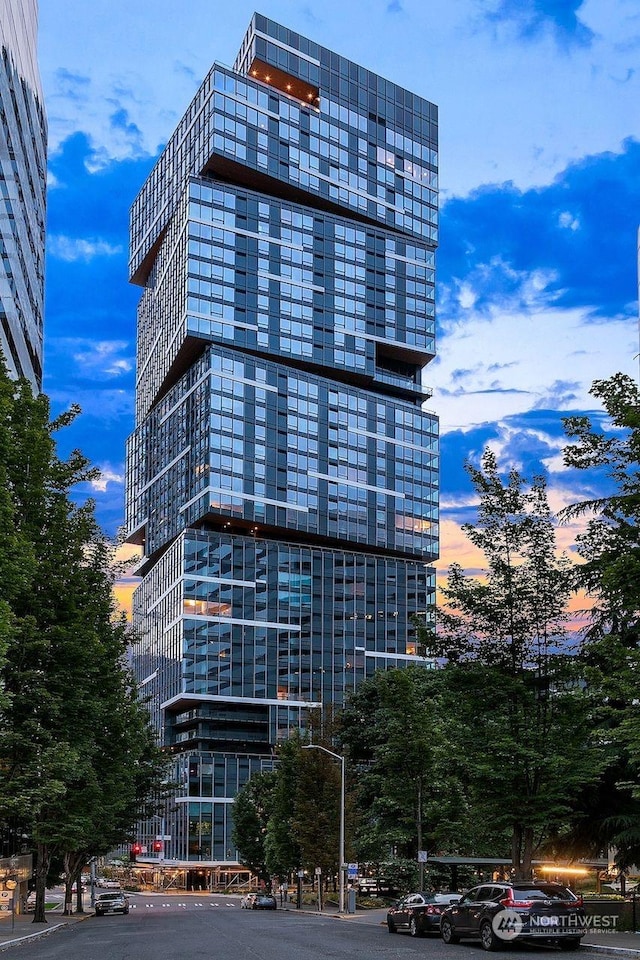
[
  {"x1": 58, "y1": 608, "x2": 169, "y2": 912},
  {"x1": 562, "y1": 372, "x2": 640, "y2": 648},
  {"x1": 560, "y1": 372, "x2": 640, "y2": 867},
  {"x1": 421, "y1": 449, "x2": 598, "y2": 877},
  {"x1": 339, "y1": 665, "x2": 473, "y2": 885},
  {"x1": 292, "y1": 745, "x2": 344, "y2": 889},
  {"x1": 232, "y1": 770, "x2": 276, "y2": 886},
  {"x1": 0, "y1": 371, "x2": 34, "y2": 711},
  {"x1": 264, "y1": 736, "x2": 303, "y2": 882},
  {"x1": 0, "y1": 363, "x2": 167, "y2": 921}
]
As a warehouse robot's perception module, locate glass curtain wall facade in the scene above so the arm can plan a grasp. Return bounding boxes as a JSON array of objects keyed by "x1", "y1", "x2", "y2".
[
  {"x1": 126, "y1": 14, "x2": 439, "y2": 868},
  {"x1": 0, "y1": 0, "x2": 46, "y2": 391}
]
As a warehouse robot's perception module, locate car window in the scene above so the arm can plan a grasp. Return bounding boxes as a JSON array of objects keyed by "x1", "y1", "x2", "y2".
[
  {"x1": 458, "y1": 888, "x2": 480, "y2": 904},
  {"x1": 482, "y1": 886, "x2": 506, "y2": 902},
  {"x1": 474, "y1": 886, "x2": 497, "y2": 901},
  {"x1": 514, "y1": 885, "x2": 575, "y2": 901}
]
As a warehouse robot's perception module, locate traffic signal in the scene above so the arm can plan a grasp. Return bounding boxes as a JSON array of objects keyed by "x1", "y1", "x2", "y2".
[
  {"x1": 152, "y1": 840, "x2": 163, "y2": 853},
  {"x1": 130, "y1": 843, "x2": 142, "y2": 863}
]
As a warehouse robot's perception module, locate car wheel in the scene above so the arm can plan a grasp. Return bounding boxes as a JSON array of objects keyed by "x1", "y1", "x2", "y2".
[
  {"x1": 441, "y1": 918, "x2": 460, "y2": 944},
  {"x1": 480, "y1": 920, "x2": 501, "y2": 951},
  {"x1": 559, "y1": 938, "x2": 581, "y2": 951},
  {"x1": 387, "y1": 920, "x2": 397, "y2": 933},
  {"x1": 409, "y1": 916, "x2": 422, "y2": 937}
]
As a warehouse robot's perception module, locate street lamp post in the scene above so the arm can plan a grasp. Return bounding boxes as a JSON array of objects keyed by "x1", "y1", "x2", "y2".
[{"x1": 302, "y1": 744, "x2": 345, "y2": 914}]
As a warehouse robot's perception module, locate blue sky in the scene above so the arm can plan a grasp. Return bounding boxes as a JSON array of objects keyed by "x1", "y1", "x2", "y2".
[{"x1": 38, "y1": 0, "x2": 640, "y2": 571}]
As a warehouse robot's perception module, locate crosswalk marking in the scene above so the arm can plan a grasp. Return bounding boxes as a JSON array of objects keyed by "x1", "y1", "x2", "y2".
[{"x1": 127, "y1": 901, "x2": 240, "y2": 910}]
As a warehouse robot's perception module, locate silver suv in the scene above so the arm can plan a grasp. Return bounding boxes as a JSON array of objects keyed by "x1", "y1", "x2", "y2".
[{"x1": 94, "y1": 890, "x2": 130, "y2": 916}]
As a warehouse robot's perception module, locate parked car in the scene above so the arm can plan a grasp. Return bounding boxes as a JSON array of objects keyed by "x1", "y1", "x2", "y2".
[
  {"x1": 252, "y1": 893, "x2": 277, "y2": 910},
  {"x1": 387, "y1": 892, "x2": 462, "y2": 936},
  {"x1": 440, "y1": 881, "x2": 585, "y2": 951},
  {"x1": 240, "y1": 893, "x2": 257, "y2": 909},
  {"x1": 94, "y1": 890, "x2": 130, "y2": 916}
]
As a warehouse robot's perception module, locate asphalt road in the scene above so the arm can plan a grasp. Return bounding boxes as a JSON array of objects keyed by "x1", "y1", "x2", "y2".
[{"x1": 0, "y1": 895, "x2": 625, "y2": 960}]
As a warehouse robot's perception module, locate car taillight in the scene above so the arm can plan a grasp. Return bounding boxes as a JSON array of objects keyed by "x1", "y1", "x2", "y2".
[
  {"x1": 426, "y1": 905, "x2": 441, "y2": 914},
  {"x1": 500, "y1": 896, "x2": 533, "y2": 908}
]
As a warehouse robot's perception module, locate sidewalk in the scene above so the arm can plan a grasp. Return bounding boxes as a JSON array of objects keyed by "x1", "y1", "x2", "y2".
[
  {"x1": 0, "y1": 906, "x2": 90, "y2": 952},
  {"x1": 581, "y1": 933, "x2": 640, "y2": 955}
]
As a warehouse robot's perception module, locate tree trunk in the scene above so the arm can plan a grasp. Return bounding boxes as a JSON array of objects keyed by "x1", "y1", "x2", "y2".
[
  {"x1": 63, "y1": 876, "x2": 74, "y2": 915},
  {"x1": 75, "y1": 880, "x2": 84, "y2": 914},
  {"x1": 64, "y1": 851, "x2": 87, "y2": 914},
  {"x1": 511, "y1": 824, "x2": 523, "y2": 879},
  {"x1": 522, "y1": 827, "x2": 535, "y2": 880},
  {"x1": 32, "y1": 842, "x2": 49, "y2": 924},
  {"x1": 417, "y1": 779, "x2": 424, "y2": 889}
]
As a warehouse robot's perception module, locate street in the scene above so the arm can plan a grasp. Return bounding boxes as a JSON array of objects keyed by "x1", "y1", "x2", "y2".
[{"x1": 0, "y1": 895, "x2": 628, "y2": 960}]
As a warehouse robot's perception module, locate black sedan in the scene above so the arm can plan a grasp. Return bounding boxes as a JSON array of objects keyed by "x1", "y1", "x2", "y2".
[
  {"x1": 387, "y1": 892, "x2": 462, "y2": 936},
  {"x1": 440, "y1": 881, "x2": 585, "y2": 951},
  {"x1": 253, "y1": 893, "x2": 277, "y2": 910}
]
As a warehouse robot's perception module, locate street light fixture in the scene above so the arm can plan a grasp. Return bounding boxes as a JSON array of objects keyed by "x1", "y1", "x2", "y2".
[{"x1": 302, "y1": 743, "x2": 345, "y2": 914}]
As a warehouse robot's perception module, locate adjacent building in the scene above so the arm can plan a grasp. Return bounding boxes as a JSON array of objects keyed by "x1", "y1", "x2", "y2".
[
  {"x1": 126, "y1": 13, "x2": 439, "y2": 878},
  {"x1": 0, "y1": 0, "x2": 47, "y2": 391}
]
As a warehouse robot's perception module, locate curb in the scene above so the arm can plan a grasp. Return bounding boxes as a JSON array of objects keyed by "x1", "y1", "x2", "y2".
[
  {"x1": 0, "y1": 920, "x2": 70, "y2": 951},
  {"x1": 280, "y1": 905, "x2": 379, "y2": 921},
  {"x1": 0, "y1": 912, "x2": 92, "y2": 952},
  {"x1": 582, "y1": 946, "x2": 640, "y2": 957}
]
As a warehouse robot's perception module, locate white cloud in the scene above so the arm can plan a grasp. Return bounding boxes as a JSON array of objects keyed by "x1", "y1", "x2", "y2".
[
  {"x1": 484, "y1": 424, "x2": 567, "y2": 472},
  {"x1": 65, "y1": 340, "x2": 133, "y2": 378},
  {"x1": 38, "y1": 0, "x2": 640, "y2": 196},
  {"x1": 438, "y1": 491, "x2": 479, "y2": 510},
  {"x1": 103, "y1": 357, "x2": 133, "y2": 376},
  {"x1": 558, "y1": 211, "x2": 581, "y2": 231},
  {"x1": 458, "y1": 283, "x2": 477, "y2": 309},
  {"x1": 48, "y1": 235, "x2": 123, "y2": 262},
  {"x1": 430, "y1": 300, "x2": 638, "y2": 434},
  {"x1": 47, "y1": 386, "x2": 133, "y2": 421},
  {"x1": 439, "y1": 263, "x2": 563, "y2": 336},
  {"x1": 90, "y1": 465, "x2": 124, "y2": 492}
]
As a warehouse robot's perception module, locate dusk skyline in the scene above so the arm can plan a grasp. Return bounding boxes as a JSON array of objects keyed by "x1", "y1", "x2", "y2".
[{"x1": 38, "y1": 0, "x2": 639, "y2": 585}]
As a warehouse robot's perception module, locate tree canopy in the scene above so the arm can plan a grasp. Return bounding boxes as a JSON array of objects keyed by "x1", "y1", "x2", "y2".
[
  {"x1": 0, "y1": 361, "x2": 168, "y2": 920},
  {"x1": 418, "y1": 450, "x2": 599, "y2": 877},
  {"x1": 560, "y1": 373, "x2": 640, "y2": 868}
]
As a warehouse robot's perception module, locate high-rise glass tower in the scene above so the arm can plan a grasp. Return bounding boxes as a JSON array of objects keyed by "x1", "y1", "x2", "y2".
[
  {"x1": 126, "y1": 13, "x2": 439, "y2": 874},
  {"x1": 0, "y1": 0, "x2": 47, "y2": 391}
]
